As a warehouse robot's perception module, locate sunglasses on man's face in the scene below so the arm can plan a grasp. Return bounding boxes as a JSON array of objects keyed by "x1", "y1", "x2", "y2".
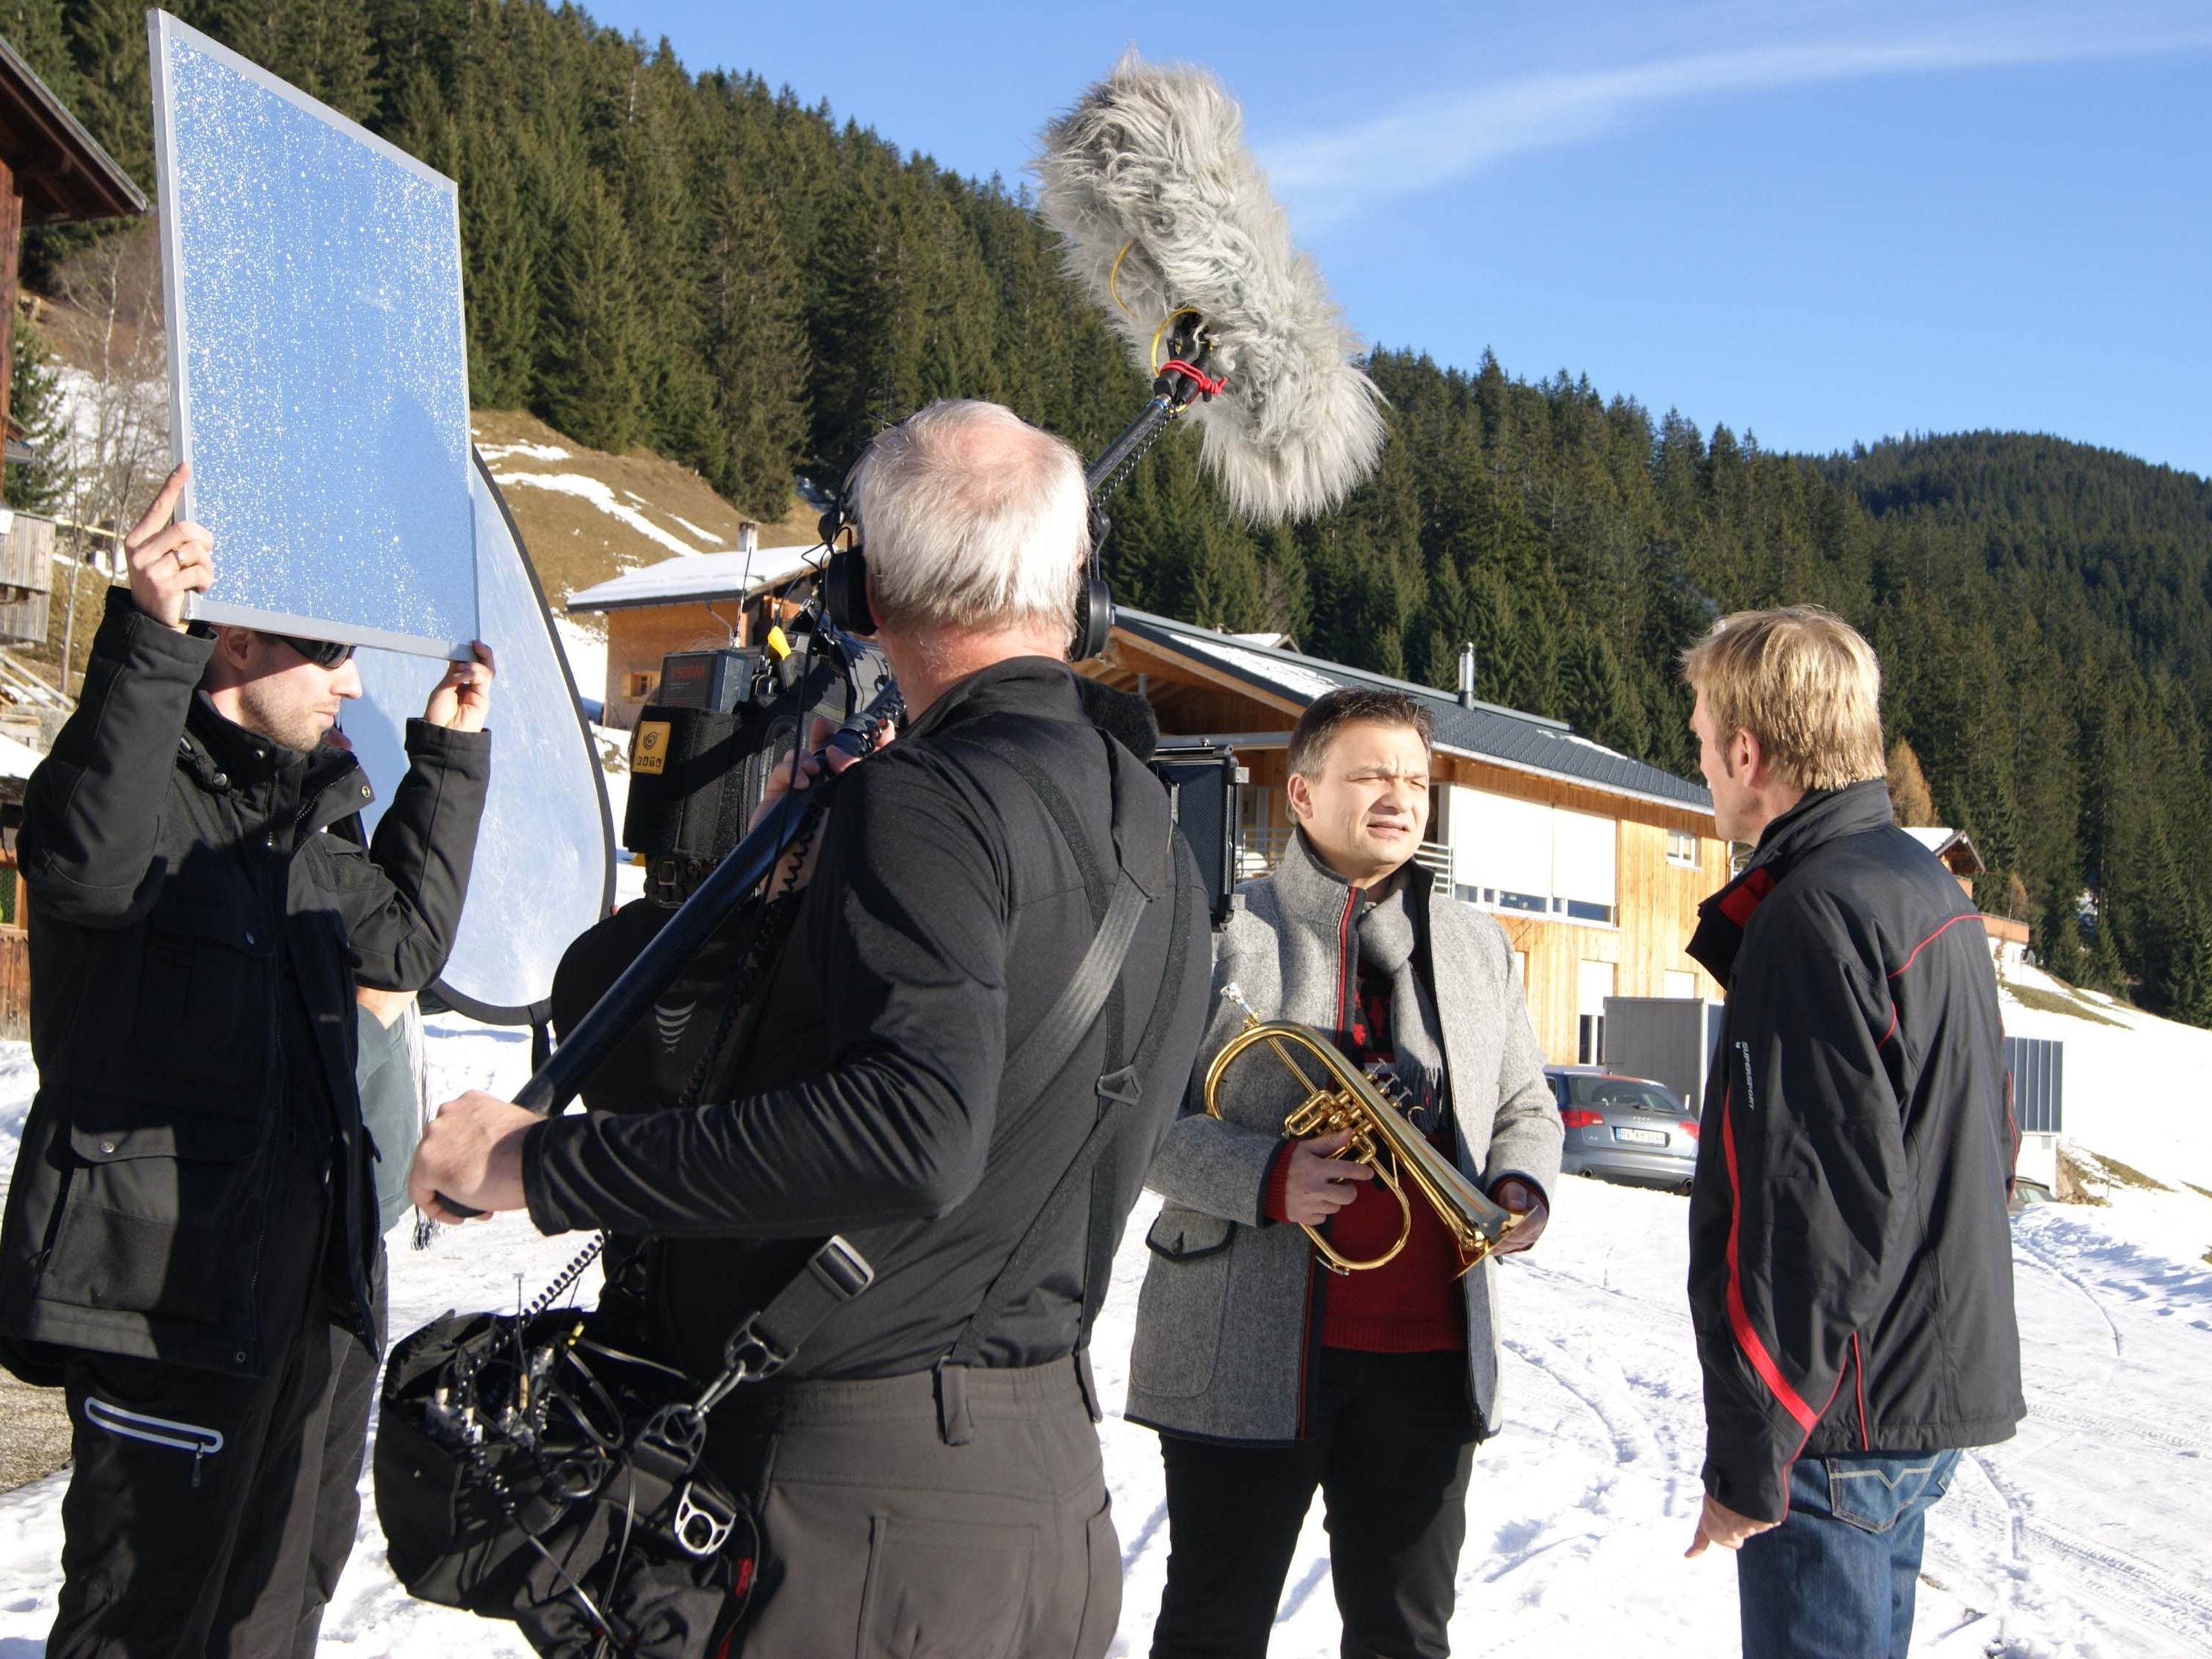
[{"x1": 269, "y1": 632, "x2": 357, "y2": 669}]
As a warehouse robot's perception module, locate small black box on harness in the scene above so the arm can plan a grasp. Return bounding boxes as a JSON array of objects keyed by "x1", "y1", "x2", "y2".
[{"x1": 1151, "y1": 737, "x2": 1244, "y2": 928}]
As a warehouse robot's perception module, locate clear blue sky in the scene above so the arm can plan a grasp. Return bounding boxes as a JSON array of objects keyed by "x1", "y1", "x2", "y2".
[{"x1": 576, "y1": 0, "x2": 2211, "y2": 475}]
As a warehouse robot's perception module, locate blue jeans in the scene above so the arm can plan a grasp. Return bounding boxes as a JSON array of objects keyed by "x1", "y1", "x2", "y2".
[{"x1": 1734, "y1": 1449, "x2": 1960, "y2": 1659}]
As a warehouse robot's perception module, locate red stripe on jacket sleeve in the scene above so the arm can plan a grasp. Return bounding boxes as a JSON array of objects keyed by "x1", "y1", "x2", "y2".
[
  {"x1": 1719, "y1": 1087, "x2": 1819, "y2": 1433},
  {"x1": 1888, "y1": 912, "x2": 1980, "y2": 980}
]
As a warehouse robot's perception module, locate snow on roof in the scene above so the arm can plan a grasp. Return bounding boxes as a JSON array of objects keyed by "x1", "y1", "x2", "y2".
[
  {"x1": 1170, "y1": 632, "x2": 1344, "y2": 701},
  {"x1": 0, "y1": 731, "x2": 45, "y2": 780},
  {"x1": 1113, "y1": 608, "x2": 1711, "y2": 813},
  {"x1": 1903, "y1": 825, "x2": 1986, "y2": 873},
  {"x1": 565, "y1": 544, "x2": 822, "y2": 612}
]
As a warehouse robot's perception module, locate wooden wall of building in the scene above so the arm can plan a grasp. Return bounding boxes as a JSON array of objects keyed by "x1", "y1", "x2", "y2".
[
  {"x1": 0, "y1": 513, "x2": 54, "y2": 645},
  {"x1": 599, "y1": 604, "x2": 747, "y2": 728},
  {"x1": 1426, "y1": 754, "x2": 1724, "y2": 1060},
  {"x1": 1079, "y1": 644, "x2": 1728, "y2": 1065}
]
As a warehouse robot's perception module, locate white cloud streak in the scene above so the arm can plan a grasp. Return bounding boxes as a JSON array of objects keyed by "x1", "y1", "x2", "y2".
[{"x1": 1260, "y1": 13, "x2": 2212, "y2": 229}]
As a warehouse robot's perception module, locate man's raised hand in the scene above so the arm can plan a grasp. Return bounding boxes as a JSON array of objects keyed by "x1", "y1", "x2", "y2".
[
  {"x1": 123, "y1": 464, "x2": 213, "y2": 631},
  {"x1": 424, "y1": 642, "x2": 495, "y2": 732},
  {"x1": 408, "y1": 1089, "x2": 536, "y2": 1224}
]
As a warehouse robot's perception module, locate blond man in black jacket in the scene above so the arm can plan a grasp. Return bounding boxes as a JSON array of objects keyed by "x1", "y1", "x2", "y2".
[{"x1": 1679, "y1": 607, "x2": 2021, "y2": 1659}]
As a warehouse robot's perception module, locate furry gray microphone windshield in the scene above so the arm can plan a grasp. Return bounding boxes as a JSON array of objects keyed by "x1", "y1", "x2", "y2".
[{"x1": 1036, "y1": 51, "x2": 1388, "y2": 524}]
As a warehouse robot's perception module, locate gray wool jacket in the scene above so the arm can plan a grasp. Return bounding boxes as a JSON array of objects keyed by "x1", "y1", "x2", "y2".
[{"x1": 1125, "y1": 830, "x2": 1562, "y2": 1444}]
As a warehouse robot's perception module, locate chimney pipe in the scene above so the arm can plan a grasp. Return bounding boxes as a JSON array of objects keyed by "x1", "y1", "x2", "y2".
[{"x1": 1457, "y1": 641, "x2": 1477, "y2": 709}]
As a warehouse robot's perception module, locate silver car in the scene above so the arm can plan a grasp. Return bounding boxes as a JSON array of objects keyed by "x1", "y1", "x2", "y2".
[{"x1": 1544, "y1": 1065, "x2": 1700, "y2": 1193}]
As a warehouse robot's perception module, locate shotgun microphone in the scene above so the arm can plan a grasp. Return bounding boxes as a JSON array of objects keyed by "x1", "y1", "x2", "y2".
[{"x1": 1036, "y1": 51, "x2": 1388, "y2": 524}]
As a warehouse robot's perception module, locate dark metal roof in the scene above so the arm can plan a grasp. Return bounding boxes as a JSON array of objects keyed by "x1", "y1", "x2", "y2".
[
  {"x1": 0, "y1": 36, "x2": 150, "y2": 226},
  {"x1": 1114, "y1": 607, "x2": 1712, "y2": 814}
]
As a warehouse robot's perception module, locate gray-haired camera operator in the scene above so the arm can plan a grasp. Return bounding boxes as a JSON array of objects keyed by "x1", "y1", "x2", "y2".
[
  {"x1": 0, "y1": 463, "x2": 494, "y2": 1659},
  {"x1": 415, "y1": 399, "x2": 1212, "y2": 1658}
]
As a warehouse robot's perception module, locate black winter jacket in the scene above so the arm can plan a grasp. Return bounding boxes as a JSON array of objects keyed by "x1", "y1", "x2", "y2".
[
  {"x1": 1685, "y1": 779, "x2": 2023, "y2": 1523},
  {"x1": 0, "y1": 589, "x2": 489, "y2": 1377},
  {"x1": 525, "y1": 658, "x2": 1214, "y2": 1381}
]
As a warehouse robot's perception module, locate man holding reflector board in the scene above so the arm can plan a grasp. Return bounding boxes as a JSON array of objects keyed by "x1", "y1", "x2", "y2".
[{"x1": 0, "y1": 16, "x2": 497, "y2": 1657}]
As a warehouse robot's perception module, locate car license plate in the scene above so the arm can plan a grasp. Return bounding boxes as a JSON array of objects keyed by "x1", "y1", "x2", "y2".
[{"x1": 1615, "y1": 1127, "x2": 1666, "y2": 1146}]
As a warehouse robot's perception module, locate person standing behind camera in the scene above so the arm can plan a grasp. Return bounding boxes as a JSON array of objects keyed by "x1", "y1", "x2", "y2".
[
  {"x1": 414, "y1": 399, "x2": 1214, "y2": 1659},
  {"x1": 0, "y1": 463, "x2": 494, "y2": 1659},
  {"x1": 1130, "y1": 687, "x2": 1561, "y2": 1659}
]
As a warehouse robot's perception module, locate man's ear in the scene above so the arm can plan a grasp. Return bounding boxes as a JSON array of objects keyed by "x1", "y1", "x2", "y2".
[
  {"x1": 1285, "y1": 773, "x2": 1314, "y2": 824},
  {"x1": 203, "y1": 625, "x2": 256, "y2": 686},
  {"x1": 1734, "y1": 727, "x2": 1766, "y2": 786}
]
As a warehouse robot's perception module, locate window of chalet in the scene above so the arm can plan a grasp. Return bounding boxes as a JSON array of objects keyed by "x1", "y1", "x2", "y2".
[
  {"x1": 1666, "y1": 829, "x2": 1699, "y2": 869},
  {"x1": 1441, "y1": 786, "x2": 1618, "y2": 925}
]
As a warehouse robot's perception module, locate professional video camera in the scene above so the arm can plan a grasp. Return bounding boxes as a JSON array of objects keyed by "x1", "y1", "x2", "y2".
[
  {"x1": 621, "y1": 619, "x2": 890, "y2": 908},
  {"x1": 622, "y1": 618, "x2": 1246, "y2": 927}
]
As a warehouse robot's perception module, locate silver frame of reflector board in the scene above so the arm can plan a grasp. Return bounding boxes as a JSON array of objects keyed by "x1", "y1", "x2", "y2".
[{"x1": 148, "y1": 9, "x2": 477, "y2": 659}]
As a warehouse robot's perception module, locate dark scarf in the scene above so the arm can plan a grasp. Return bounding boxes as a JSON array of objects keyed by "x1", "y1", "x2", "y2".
[
  {"x1": 1686, "y1": 778, "x2": 1894, "y2": 989},
  {"x1": 1267, "y1": 830, "x2": 1450, "y2": 1124}
]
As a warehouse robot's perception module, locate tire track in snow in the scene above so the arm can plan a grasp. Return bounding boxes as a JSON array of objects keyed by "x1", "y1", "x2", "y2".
[
  {"x1": 2014, "y1": 1235, "x2": 2124, "y2": 1360},
  {"x1": 2022, "y1": 1398, "x2": 2212, "y2": 1459},
  {"x1": 1959, "y1": 1450, "x2": 2212, "y2": 1655},
  {"x1": 1501, "y1": 1334, "x2": 1664, "y2": 1470},
  {"x1": 1512, "y1": 1259, "x2": 1705, "y2": 1518}
]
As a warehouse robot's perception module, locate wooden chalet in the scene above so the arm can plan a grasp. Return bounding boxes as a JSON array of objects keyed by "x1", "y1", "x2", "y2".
[
  {"x1": 1087, "y1": 610, "x2": 1726, "y2": 1066},
  {"x1": 564, "y1": 527, "x2": 820, "y2": 729},
  {"x1": 0, "y1": 35, "x2": 148, "y2": 1035}
]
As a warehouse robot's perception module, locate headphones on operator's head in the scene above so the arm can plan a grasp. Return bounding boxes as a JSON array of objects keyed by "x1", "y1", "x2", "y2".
[{"x1": 816, "y1": 415, "x2": 1115, "y2": 662}]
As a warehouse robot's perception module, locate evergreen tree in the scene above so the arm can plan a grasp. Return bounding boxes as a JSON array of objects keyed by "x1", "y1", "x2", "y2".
[
  {"x1": 4, "y1": 319, "x2": 73, "y2": 515},
  {"x1": 539, "y1": 174, "x2": 646, "y2": 452},
  {"x1": 458, "y1": 132, "x2": 540, "y2": 408},
  {"x1": 698, "y1": 165, "x2": 810, "y2": 516}
]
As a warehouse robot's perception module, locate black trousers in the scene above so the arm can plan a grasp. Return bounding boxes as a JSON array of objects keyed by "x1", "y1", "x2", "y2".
[
  {"x1": 705, "y1": 1359, "x2": 1120, "y2": 1659},
  {"x1": 47, "y1": 1220, "x2": 386, "y2": 1659},
  {"x1": 1150, "y1": 1348, "x2": 1482, "y2": 1659}
]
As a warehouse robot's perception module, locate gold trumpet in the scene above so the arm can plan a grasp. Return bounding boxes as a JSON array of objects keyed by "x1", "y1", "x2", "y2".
[{"x1": 1203, "y1": 984, "x2": 1520, "y2": 1276}]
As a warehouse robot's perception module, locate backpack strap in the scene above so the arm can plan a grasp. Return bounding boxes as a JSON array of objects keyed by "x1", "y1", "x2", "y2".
[{"x1": 933, "y1": 736, "x2": 1187, "y2": 1442}]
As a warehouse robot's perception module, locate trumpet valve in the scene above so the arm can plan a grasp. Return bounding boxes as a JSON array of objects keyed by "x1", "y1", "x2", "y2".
[{"x1": 1284, "y1": 1092, "x2": 1349, "y2": 1139}]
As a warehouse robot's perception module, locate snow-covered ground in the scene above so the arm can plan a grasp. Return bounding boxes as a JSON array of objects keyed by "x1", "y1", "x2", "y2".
[
  {"x1": 1998, "y1": 962, "x2": 2212, "y2": 1192},
  {"x1": 2, "y1": 1003, "x2": 2210, "y2": 1656}
]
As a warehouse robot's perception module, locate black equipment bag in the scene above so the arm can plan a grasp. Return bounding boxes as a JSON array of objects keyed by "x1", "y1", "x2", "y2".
[
  {"x1": 374, "y1": 732, "x2": 1179, "y2": 1659},
  {"x1": 375, "y1": 1299, "x2": 758, "y2": 1659}
]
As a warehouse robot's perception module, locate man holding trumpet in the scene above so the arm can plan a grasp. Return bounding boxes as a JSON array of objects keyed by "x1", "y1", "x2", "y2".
[{"x1": 1129, "y1": 686, "x2": 1562, "y2": 1659}]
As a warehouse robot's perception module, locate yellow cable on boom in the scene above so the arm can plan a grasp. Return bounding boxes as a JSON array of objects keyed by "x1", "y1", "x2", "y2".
[{"x1": 1150, "y1": 307, "x2": 1206, "y2": 375}]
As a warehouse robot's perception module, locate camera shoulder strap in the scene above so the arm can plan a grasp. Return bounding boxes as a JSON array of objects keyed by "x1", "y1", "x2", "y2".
[
  {"x1": 935, "y1": 734, "x2": 1192, "y2": 1441},
  {"x1": 697, "y1": 729, "x2": 1172, "y2": 1415}
]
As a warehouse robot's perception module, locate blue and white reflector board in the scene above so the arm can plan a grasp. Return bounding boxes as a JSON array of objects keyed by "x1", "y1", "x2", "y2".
[
  {"x1": 346, "y1": 456, "x2": 615, "y2": 1024},
  {"x1": 149, "y1": 10, "x2": 476, "y2": 658}
]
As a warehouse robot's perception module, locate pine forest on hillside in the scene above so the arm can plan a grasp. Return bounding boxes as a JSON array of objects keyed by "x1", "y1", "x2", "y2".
[{"x1": 6, "y1": 0, "x2": 2212, "y2": 1024}]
